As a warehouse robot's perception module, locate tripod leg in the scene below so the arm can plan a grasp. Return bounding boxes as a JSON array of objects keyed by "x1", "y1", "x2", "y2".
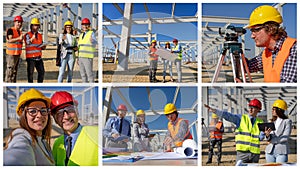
[
  {"x1": 230, "y1": 53, "x2": 237, "y2": 83},
  {"x1": 241, "y1": 53, "x2": 253, "y2": 82},
  {"x1": 212, "y1": 54, "x2": 226, "y2": 83},
  {"x1": 239, "y1": 55, "x2": 246, "y2": 82}
]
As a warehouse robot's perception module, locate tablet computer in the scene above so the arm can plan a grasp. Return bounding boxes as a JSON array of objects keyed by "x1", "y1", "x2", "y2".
[{"x1": 257, "y1": 123, "x2": 276, "y2": 131}]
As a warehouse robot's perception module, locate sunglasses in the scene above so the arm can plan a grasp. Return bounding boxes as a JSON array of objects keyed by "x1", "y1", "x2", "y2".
[
  {"x1": 26, "y1": 107, "x2": 49, "y2": 116},
  {"x1": 250, "y1": 26, "x2": 265, "y2": 33},
  {"x1": 54, "y1": 105, "x2": 77, "y2": 119}
]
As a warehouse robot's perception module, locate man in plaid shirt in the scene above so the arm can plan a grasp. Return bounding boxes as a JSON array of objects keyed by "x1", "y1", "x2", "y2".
[{"x1": 246, "y1": 5, "x2": 297, "y2": 83}]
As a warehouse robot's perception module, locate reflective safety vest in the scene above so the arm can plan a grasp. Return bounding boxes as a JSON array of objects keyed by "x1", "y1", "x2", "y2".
[
  {"x1": 6, "y1": 27, "x2": 23, "y2": 55},
  {"x1": 25, "y1": 32, "x2": 43, "y2": 58},
  {"x1": 168, "y1": 118, "x2": 193, "y2": 147},
  {"x1": 262, "y1": 37, "x2": 296, "y2": 82},
  {"x1": 149, "y1": 47, "x2": 158, "y2": 61},
  {"x1": 172, "y1": 44, "x2": 182, "y2": 60},
  {"x1": 209, "y1": 121, "x2": 223, "y2": 139},
  {"x1": 52, "y1": 126, "x2": 98, "y2": 166},
  {"x1": 235, "y1": 114, "x2": 263, "y2": 154},
  {"x1": 78, "y1": 30, "x2": 96, "y2": 58}
]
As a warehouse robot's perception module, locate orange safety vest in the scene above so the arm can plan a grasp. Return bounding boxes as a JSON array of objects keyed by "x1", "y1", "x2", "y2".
[
  {"x1": 6, "y1": 27, "x2": 23, "y2": 55},
  {"x1": 209, "y1": 121, "x2": 223, "y2": 139},
  {"x1": 168, "y1": 118, "x2": 193, "y2": 147},
  {"x1": 25, "y1": 32, "x2": 43, "y2": 58},
  {"x1": 149, "y1": 47, "x2": 158, "y2": 61},
  {"x1": 262, "y1": 37, "x2": 296, "y2": 82}
]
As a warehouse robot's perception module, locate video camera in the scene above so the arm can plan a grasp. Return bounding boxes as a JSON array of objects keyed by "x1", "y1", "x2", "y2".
[{"x1": 219, "y1": 25, "x2": 246, "y2": 42}]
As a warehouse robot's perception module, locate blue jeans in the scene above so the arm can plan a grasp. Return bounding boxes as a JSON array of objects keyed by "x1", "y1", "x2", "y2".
[
  {"x1": 58, "y1": 53, "x2": 75, "y2": 83},
  {"x1": 265, "y1": 152, "x2": 288, "y2": 163}
]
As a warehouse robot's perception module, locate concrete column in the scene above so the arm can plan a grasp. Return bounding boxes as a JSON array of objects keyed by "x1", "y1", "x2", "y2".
[
  {"x1": 92, "y1": 3, "x2": 97, "y2": 30},
  {"x1": 3, "y1": 87, "x2": 8, "y2": 128},
  {"x1": 78, "y1": 4, "x2": 82, "y2": 30},
  {"x1": 81, "y1": 93, "x2": 85, "y2": 121},
  {"x1": 67, "y1": 3, "x2": 72, "y2": 21},
  {"x1": 147, "y1": 19, "x2": 152, "y2": 44},
  {"x1": 117, "y1": 3, "x2": 133, "y2": 71},
  {"x1": 48, "y1": 10, "x2": 51, "y2": 34},
  {"x1": 202, "y1": 87, "x2": 209, "y2": 126},
  {"x1": 42, "y1": 12, "x2": 48, "y2": 43},
  {"x1": 53, "y1": 7, "x2": 57, "y2": 35},
  {"x1": 57, "y1": 4, "x2": 63, "y2": 34}
]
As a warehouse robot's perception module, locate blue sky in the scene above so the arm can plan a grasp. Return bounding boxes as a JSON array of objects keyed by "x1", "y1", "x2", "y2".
[
  {"x1": 4, "y1": 3, "x2": 97, "y2": 28},
  {"x1": 102, "y1": 87, "x2": 198, "y2": 129},
  {"x1": 103, "y1": 3, "x2": 198, "y2": 49},
  {"x1": 202, "y1": 3, "x2": 297, "y2": 57}
]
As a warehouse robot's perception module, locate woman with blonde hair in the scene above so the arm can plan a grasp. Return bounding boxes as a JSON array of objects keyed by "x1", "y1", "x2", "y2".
[{"x1": 4, "y1": 88, "x2": 54, "y2": 166}]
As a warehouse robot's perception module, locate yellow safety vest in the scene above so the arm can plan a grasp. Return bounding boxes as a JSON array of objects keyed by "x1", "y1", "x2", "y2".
[
  {"x1": 52, "y1": 126, "x2": 98, "y2": 166},
  {"x1": 235, "y1": 114, "x2": 263, "y2": 154},
  {"x1": 78, "y1": 30, "x2": 96, "y2": 58},
  {"x1": 172, "y1": 44, "x2": 182, "y2": 60}
]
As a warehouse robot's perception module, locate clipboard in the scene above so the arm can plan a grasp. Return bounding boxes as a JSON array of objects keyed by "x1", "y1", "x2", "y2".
[{"x1": 257, "y1": 123, "x2": 276, "y2": 131}]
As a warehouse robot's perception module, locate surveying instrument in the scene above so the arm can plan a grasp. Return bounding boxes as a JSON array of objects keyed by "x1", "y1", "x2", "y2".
[
  {"x1": 202, "y1": 118, "x2": 221, "y2": 165},
  {"x1": 212, "y1": 25, "x2": 252, "y2": 83}
]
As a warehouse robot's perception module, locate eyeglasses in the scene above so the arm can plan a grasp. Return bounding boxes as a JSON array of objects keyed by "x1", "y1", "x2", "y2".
[
  {"x1": 54, "y1": 105, "x2": 77, "y2": 119},
  {"x1": 249, "y1": 106, "x2": 258, "y2": 109},
  {"x1": 66, "y1": 26, "x2": 72, "y2": 29},
  {"x1": 26, "y1": 107, "x2": 49, "y2": 116},
  {"x1": 250, "y1": 26, "x2": 265, "y2": 33}
]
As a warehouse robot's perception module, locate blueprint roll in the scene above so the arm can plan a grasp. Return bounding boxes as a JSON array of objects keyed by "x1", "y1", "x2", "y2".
[{"x1": 174, "y1": 147, "x2": 197, "y2": 157}]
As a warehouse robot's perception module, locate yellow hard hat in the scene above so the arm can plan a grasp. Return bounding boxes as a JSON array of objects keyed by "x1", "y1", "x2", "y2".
[
  {"x1": 166, "y1": 42, "x2": 170, "y2": 45},
  {"x1": 31, "y1": 18, "x2": 40, "y2": 25},
  {"x1": 136, "y1": 109, "x2": 145, "y2": 116},
  {"x1": 164, "y1": 103, "x2": 177, "y2": 115},
  {"x1": 212, "y1": 113, "x2": 218, "y2": 119},
  {"x1": 151, "y1": 40, "x2": 157, "y2": 43},
  {"x1": 247, "y1": 5, "x2": 282, "y2": 28},
  {"x1": 273, "y1": 99, "x2": 287, "y2": 110},
  {"x1": 64, "y1": 20, "x2": 73, "y2": 27},
  {"x1": 16, "y1": 88, "x2": 51, "y2": 116}
]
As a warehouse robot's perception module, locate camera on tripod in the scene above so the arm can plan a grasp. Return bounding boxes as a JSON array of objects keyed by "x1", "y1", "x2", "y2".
[{"x1": 219, "y1": 25, "x2": 246, "y2": 42}]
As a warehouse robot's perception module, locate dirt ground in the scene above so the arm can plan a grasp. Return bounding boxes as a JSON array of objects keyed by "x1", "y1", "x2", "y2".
[
  {"x1": 201, "y1": 128, "x2": 297, "y2": 166},
  {"x1": 3, "y1": 35, "x2": 99, "y2": 83},
  {"x1": 102, "y1": 62, "x2": 198, "y2": 83},
  {"x1": 202, "y1": 63, "x2": 264, "y2": 83}
]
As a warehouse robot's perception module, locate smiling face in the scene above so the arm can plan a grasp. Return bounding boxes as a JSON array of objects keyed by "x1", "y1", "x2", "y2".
[
  {"x1": 53, "y1": 104, "x2": 79, "y2": 135},
  {"x1": 248, "y1": 106, "x2": 260, "y2": 117},
  {"x1": 25, "y1": 101, "x2": 49, "y2": 136}
]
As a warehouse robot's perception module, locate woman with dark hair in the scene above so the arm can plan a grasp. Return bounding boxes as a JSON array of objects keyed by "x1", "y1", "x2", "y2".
[
  {"x1": 264, "y1": 99, "x2": 292, "y2": 163},
  {"x1": 4, "y1": 88, "x2": 54, "y2": 166},
  {"x1": 58, "y1": 20, "x2": 78, "y2": 83}
]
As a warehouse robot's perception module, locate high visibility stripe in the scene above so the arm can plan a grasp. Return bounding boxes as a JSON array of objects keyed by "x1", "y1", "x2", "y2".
[
  {"x1": 25, "y1": 32, "x2": 43, "y2": 58},
  {"x1": 235, "y1": 131, "x2": 260, "y2": 139},
  {"x1": 6, "y1": 27, "x2": 23, "y2": 55},
  {"x1": 26, "y1": 50, "x2": 42, "y2": 54},
  {"x1": 236, "y1": 141, "x2": 260, "y2": 148}
]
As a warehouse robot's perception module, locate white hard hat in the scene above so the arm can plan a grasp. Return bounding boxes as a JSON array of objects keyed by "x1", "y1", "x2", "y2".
[{"x1": 182, "y1": 139, "x2": 197, "y2": 149}]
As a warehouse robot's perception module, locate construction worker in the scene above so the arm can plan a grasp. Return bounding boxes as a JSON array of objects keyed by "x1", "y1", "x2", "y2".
[
  {"x1": 103, "y1": 104, "x2": 131, "y2": 149},
  {"x1": 206, "y1": 113, "x2": 224, "y2": 165},
  {"x1": 148, "y1": 40, "x2": 160, "y2": 82},
  {"x1": 24, "y1": 18, "x2": 46, "y2": 83},
  {"x1": 204, "y1": 98, "x2": 265, "y2": 164},
  {"x1": 264, "y1": 99, "x2": 292, "y2": 163},
  {"x1": 4, "y1": 88, "x2": 54, "y2": 165},
  {"x1": 50, "y1": 91, "x2": 98, "y2": 166},
  {"x1": 162, "y1": 42, "x2": 174, "y2": 83},
  {"x1": 163, "y1": 103, "x2": 193, "y2": 152},
  {"x1": 246, "y1": 5, "x2": 297, "y2": 83},
  {"x1": 57, "y1": 20, "x2": 78, "y2": 83},
  {"x1": 5, "y1": 15, "x2": 24, "y2": 83},
  {"x1": 171, "y1": 39, "x2": 182, "y2": 82},
  {"x1": 133, "y1": 109, "x2": 151, "y2": 152},
  {"x1": 77, "y1": 18, "x2": 97, "y2": 83}
]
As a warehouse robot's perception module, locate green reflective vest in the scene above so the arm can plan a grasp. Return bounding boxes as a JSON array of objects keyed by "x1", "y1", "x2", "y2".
[
  {"x1": 172, "y1": 44, "x2": 182, "y2": 60},
  {"x1": 78, "y1": 30, "x2": 96, "y2": 58},
  {"x1": 52, "y1": 126, "x2": 98, "y2": 166},
  {"x1": 235, "y1": 114, "x2": 263, "y2": 154}
]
